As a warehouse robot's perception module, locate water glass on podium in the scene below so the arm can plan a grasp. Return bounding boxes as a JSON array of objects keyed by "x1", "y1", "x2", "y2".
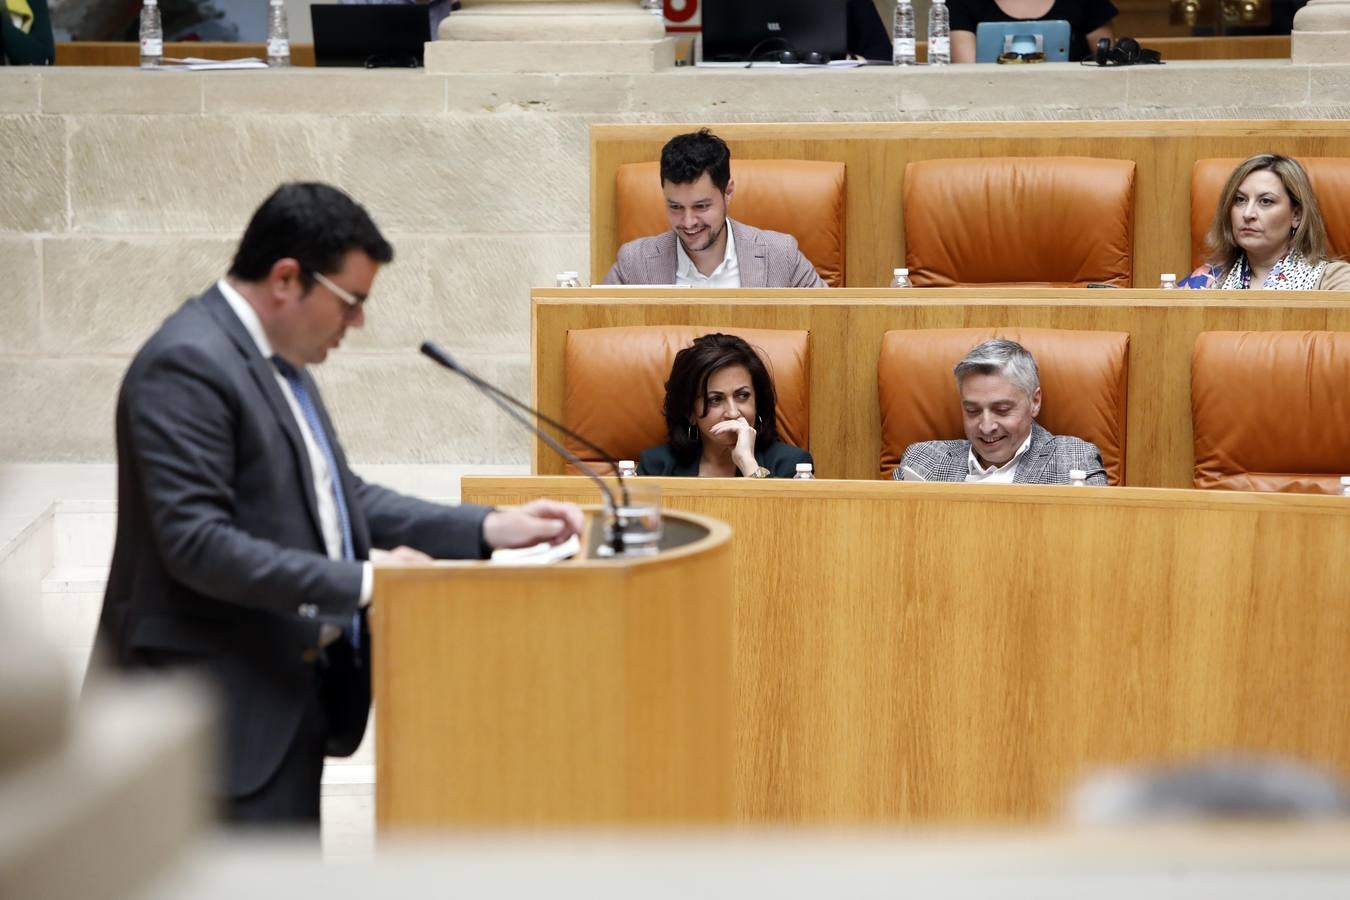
[{"x1": 598, "y1": 483, "x2": 663, "y2": 556}]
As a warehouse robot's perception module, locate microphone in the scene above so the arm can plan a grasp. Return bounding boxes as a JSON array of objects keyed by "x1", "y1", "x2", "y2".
[{"x1": 419, "y1": 340, "x2": 630, "y2": 555}]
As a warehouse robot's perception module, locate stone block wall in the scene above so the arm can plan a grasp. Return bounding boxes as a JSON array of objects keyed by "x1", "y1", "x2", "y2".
[{"x1": 2, "y1": 62, "x2": 1348, "y2": 465}]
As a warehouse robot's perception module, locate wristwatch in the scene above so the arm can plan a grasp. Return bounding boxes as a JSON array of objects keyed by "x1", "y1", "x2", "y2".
[{"x1": 748, "y1": 466, "x2": 771, "y2": 479}]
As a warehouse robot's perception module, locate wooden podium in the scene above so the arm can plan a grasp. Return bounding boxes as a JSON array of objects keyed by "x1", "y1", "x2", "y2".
[{"x1": 372, "y1": 508, "x2": 733, "y2": 829}]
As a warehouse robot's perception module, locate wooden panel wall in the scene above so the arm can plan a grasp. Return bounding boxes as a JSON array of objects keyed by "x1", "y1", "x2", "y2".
[
  {"x1": 531, "y1": 290, "x2": 1350, "y2": 487},
  {"x1": 590, "y1": 121, "x2": 1350, "y2": 289},
  {"x1": 461, "y1": 477, "x2": 1350, "y2": 823}
]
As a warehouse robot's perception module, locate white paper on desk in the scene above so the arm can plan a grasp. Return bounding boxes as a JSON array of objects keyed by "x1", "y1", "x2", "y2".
[
  {"x1": 154, "y1": 57, "x2": 268, "y2": 71},
  {"x1": 489, "y1": 534, "x2": 580, "y2": 565}
]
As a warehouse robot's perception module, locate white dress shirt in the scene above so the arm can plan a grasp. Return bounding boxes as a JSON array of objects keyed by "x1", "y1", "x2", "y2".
[
  {"x1": 675, "y1": 221, "x2": 741, "y2": 288},
  {"x1": 964, "y1": 433, "x2": 1033, "y2": 484},
  {"x1": 217, "y1": 279, "x2": 373, "y2": 607}
]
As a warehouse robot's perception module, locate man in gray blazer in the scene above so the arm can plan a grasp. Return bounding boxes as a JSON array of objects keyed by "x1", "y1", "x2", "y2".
[
  {"x1": 602, "y1": 129, "x2": 826, "y2": 289},
  {"x1": 92, "y1": 183, "x2": 582, "y2": 826},
  {"x1": 894, "y1": 339, "x2": 1109, "y2": 485}
]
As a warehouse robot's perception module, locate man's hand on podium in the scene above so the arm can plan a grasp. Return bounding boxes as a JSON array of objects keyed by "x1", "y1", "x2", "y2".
[{"x1": 484, "y1": 499, "x2": 585, "y2": 549}]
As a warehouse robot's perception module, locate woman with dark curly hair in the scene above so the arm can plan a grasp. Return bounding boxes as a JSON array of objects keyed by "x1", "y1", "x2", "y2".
[{"x1": 637, "y1": 333, "x2": 812, "y2": 478}]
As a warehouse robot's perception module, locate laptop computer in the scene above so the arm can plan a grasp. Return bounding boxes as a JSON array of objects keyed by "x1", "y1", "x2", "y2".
[
  {"x1": 310, "y1": 4, "x2": 430, "y2": 68},
  {"x1": 698, "y1": 0, "x2": 848, "y2": 64},
  {"x1": 974, "y1": 20, "x2": 1071, "y2": 63}
]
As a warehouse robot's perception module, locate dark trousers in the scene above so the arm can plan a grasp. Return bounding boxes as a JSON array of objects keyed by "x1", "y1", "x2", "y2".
[{"x1": 226, "y1": 666, "x2": 328, "y2": 828}]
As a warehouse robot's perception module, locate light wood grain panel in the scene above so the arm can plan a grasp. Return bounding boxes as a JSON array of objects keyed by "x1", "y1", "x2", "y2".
[
  {"x1": 56, "y1": 41, "x2": 316, "y2": 66},
  {"x1": 532, "y1": 290, "x2": 1350, "y2": 487},
  {"x1": 591, "y1": 121, "x2": 1350, "y2": 289},
  {"x1": 373, "y1": 509, "x2": 733, "y2": 827},
  {"x1": 462, "y1": 477, "x2": 1350, "y2": 823}
]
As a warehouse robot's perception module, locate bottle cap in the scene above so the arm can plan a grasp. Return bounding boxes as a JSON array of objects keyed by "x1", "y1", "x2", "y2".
[
  {"x1": 1069, "y1": 468, "x2": 1087, "y2": 479},
  {"x1": 144, "y1": 0, "x2": 157, "y2": 6},
  {"x1": 796, "y1": 463, "x2": 813, "y2": 472},
  {"x1": 618, "y1": 459, "x2": 636, "y2": 469},
  {"x1": 1160, "y1": 273, "x2": 1176, "y2": 281},
  {"x1": 1341, "y1": 475, "x2": 1350, "y2": 486},
  {"x1": 893, "y1": 267, "x2": 908, "y2": 276}
]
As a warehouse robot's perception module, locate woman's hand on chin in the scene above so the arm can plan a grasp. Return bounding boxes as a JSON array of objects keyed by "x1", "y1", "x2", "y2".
[{"x1": 709, "y1": 417, "x2": 759, "y2": 475}]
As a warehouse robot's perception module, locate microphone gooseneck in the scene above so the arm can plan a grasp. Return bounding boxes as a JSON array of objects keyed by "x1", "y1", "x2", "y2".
[{"x1": 419, "y1": 340, "x2": 629, "y2": 555}]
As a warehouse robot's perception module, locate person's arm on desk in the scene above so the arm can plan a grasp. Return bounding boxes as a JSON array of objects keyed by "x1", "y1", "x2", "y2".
[
  {"x1": 951, "y1": 31, "x2": 977, "y2": 63},
  {"x1": 947, "y1": 0, "x2": 978, "y2": 63}
]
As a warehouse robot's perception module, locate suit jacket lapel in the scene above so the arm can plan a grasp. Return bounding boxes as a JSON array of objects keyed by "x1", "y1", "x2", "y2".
[
  {"x1": 1013, "y1": 423, "x2": 1053, "y2": 484},
  {"x1": 199, "y1": 286, "x2": 327, "y2": 548},
  {"x1": 648, "y1": 232, "x2": 678, "y2": 285},
  {"x1": 731, "y1": 220, "x2": 768, "y2": 287}
]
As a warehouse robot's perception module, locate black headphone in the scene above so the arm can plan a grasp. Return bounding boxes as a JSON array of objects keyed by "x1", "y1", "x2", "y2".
[{"x1": 1094, "y1": 36, "x2": 1162, "y2": 66}]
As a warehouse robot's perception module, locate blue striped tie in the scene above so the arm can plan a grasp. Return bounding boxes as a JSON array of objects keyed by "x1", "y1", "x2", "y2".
[{"x1": 272, "y1": 356, "x2": 361, "y2": 653}]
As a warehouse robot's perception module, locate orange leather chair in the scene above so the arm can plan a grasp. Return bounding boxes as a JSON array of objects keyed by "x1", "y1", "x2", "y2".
[
  {"x1": 614, "y1": 159, "x2": 846, "y2": 287},
  {"x1": 1192, "y1": 331, "x2": 1350, "y2": 493},
  {"x1": 902, "y1": 157, "x2": 1136, "y2": 287},
  {"x1": 877, "y1": 327, "x2": 1130, "y2": 484},
  {"x1": 562, "y1": 326, "x2": 810, "y2": 473},
  {"x1": 1190, "y1": 158, "x2": 1350, "y2": 270}
]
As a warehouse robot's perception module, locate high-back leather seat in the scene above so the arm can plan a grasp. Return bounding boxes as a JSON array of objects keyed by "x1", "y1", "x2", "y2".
[
  {"x1": 1192, "y1": 330, "x2": 1350, "y2": 493},
  {"x1": 1190, "y1": 158, "x2": 1350, "y2": 270},
  {"x1": 902, "y1": 157, "x2": 1136, "y2": 287},
  {"x1": 877, "y1": 327, "x2": 1130, "y2": 483},
  {"x1": 614, "y1": 159, "x2": 846, "y2": 287},
  {"x1": 563, "y1": 326, "x2": 811, "y2": 473}
]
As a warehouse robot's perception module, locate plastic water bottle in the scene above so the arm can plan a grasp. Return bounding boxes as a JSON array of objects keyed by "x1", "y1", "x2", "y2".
[
  {"x1": 555, "y1": 271, "x2": 580, "y2": 288},
  {"x1": 928, "y1": 0, "x2": 951, "y2": 66},
  {"x1": 793, "y1": 463, "x2": 815, "y2": 480},
  {"x1": 1069, "y1": 468, "x2": 1087, "y2": 487},
  {"x1": 617, "y1": 460, "x2": 637, "y2": 478},
  {"x1": 890, "y1": 267, "x2": 912, "y2": 288},
  {"x1": 267, "y1": 0, "x2": 291, "y2": 68},
  {"x1": 892, "y1": 1, "x2": 917, "y2": 66},
  {"x1": 640, "y1": 0, "x2": 663, "y2": 15},
  {"x1": 139, "y1": 0, "x2": 163, "y2": 69},
  {"x1": 1160, "y1": 273, "x2": 1177, "y2": 289}
]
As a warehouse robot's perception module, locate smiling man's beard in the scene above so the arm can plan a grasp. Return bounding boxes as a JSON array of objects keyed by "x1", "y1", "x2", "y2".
[{"x1": 678, "y1": 217, "x2": 726, "y2": 254}]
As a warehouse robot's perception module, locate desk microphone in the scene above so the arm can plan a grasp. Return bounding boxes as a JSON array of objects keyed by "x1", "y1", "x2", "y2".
[{"x1": 419, "y1": 340, "x2": 631, "y2": 555}]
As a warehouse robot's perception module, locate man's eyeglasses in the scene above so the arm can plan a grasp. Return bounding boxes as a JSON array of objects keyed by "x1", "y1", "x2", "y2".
[
  {"x1": 997, "y1": 51, "x2": 1046, "y2": 64},
  {"x1": 311, "y1": 271, "x2": 366, "y2": 315}
]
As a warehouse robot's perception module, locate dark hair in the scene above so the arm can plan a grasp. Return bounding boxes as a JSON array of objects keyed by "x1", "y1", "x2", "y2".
[
  {"x1": 228, "y1": 182, "x2": 394, "y2": 290},
  {"x1": 660, "y1": 129, "x2": 732, "y2": 193},
  {"x1": 663, "y1": 333, "x2": 779, "y2": 464}
]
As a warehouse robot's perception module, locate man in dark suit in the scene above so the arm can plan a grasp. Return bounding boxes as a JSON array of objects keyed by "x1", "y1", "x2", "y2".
[
  {"x1": 91, "y1": 182, "x2": 582, "y2": 826},
  {"x1": 894, "y1": 338, "x2": 1109, "y2": 485}
]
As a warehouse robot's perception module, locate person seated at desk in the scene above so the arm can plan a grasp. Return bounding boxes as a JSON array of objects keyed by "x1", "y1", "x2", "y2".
[
  {"x1": 602, "y1": 129, "x2": 826, "y2": 289},
  {"x1": 1179, "y1": 153, "x2": 1350, "y2": 291},
  {"x1": 948, "y1": 0, "x2": 1117, "y2": 63},
  {"x1": 895, "y1": 338, "x2": 1107, "y2": 484},
  {"x1": 1, "y1": 0, "x2": 55, "y2": 65},
  {"x1": 638, "y1": 333, "x2": 813, "y2": 478}
]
